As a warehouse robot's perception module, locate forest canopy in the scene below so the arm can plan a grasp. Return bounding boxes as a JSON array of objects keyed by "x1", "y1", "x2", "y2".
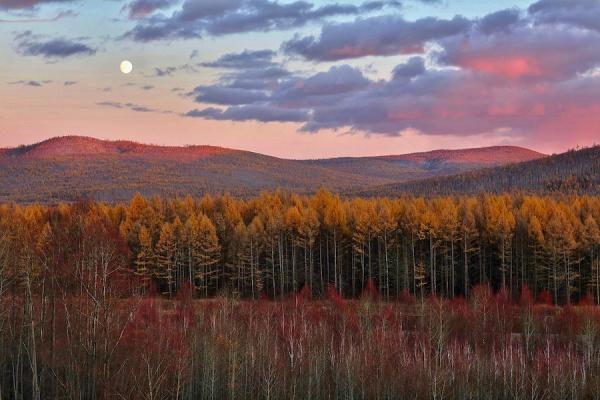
[{"x1": 2, "y1": 190, "x2": 600, "y2": 305}]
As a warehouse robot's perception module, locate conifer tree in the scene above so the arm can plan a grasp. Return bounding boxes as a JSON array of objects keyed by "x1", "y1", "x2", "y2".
[
  {"x1": 185, "y1": 214, "x2": 221, "y2": 296},
  {"x1": 135, "y1": 226, "x2": 154, "y2": 289},
  {"x1": 583, "y1": 215, "x2": 600, "y2": 302},
  {"x1": 156, "y1": 223, "x2": 177, "y2": 296}
]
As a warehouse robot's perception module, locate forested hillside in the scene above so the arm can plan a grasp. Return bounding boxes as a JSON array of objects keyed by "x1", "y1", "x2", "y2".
[
  {"x1": 362, "y1": 146, "x2": 600, "y2": 197},
  {"x1": 303, "y1": 145, "x2": 543, "y2": 181},
  {"x1": 0, "y1": 137, "x2": 376, "y2": 202},
  {"x1": 0, "y1": 136, "x2": 543, "y2": 202}
]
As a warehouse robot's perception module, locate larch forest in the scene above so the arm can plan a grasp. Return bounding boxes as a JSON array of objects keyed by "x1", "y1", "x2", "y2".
[
  {"x1": 4, "y1": 0, "x2": 600, "y2": 394},
  {"x1": 3, "y1": 190, "x2": 600, "y2": 399}
]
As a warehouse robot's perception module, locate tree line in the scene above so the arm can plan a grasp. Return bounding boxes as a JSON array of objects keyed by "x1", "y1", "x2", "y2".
[{"x1": 1, "y1": 190, "x2": 600, "y2": 305}]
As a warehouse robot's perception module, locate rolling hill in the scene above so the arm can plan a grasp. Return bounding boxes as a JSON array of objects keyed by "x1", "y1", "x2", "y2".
[
  {"x1": 303, "y1": 146, "x2": 543, "y2": 182},
  {"x1": 0, "y1": 136, "x2": 545, "y2": 203},
  {"x1": 357, "y1": 146, "x2": 600, "y2": 197}
]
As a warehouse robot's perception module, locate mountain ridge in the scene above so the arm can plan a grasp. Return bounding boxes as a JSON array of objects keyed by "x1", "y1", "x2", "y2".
[
  {"x1": 0, "y1": 135, "x2": 545, "y2": 163},
  {"x1": 0, "y1": 136, "x2": 236, "y2": 161},
  {"x1": 0, "y1": 135, "x2": 548, "y2": 203}
]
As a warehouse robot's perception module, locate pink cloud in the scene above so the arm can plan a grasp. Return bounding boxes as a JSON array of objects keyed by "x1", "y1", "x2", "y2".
[
  {"x1": 438, "y1": 26, "x2": 600, "y2": 82},
  {"x1": 462, "y1": 56, "x2": 543, "y2": 79}
]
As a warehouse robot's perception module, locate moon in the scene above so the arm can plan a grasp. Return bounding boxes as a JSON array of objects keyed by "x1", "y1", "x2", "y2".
[{"x1": 120, "y1": 60, "x2": 133, "y2": 74}]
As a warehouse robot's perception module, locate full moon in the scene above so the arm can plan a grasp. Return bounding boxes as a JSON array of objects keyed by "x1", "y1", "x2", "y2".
[{"x1": 120, "y1": 60, "x2": 133, "y2": 74}]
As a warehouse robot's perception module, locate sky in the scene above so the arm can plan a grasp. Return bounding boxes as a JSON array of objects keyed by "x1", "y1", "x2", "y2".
[{"x1": 1, "y1": 0, "x2": 599, "y2": 158}]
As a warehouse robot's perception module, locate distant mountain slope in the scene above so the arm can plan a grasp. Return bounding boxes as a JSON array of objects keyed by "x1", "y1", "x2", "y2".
[
  {"x1": 0, "y1": 136, "x2": 235, "y2": 160},
  {"x1": 0, "y1": 136, "x2": 546, "y2": 203},
  {"x1": 303, "y1": 146, "x2": 544, "y2": 181},
  {"x1": 0, "y1": 137, "x2": 379, "y2": 203},
  {"x1": 357, "y1": 146, "x2": 600, "y2": 197}
]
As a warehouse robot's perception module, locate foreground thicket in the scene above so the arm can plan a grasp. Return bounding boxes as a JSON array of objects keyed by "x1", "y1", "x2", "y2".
[
  {"x1": 1, "y1": 193, "x2": 600, "y2": 398},
  {"x1": 3, "y1": 282, "x2": 600, "y2": 399},
  {"x1": 2, "y1": 191, "x2": 600, "y2": 303}
]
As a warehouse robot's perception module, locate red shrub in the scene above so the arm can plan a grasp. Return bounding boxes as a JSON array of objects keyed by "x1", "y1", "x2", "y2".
[
  {"x1": 520, "y1": 285, "x2": 534, "y2": 308},
  {"x1": 537, "y1": 288, "x2": 553, "y2": 306},
  {"x1": 578, "y1": 291, "x2": 596, "y2": 306},
  {"x1": 361, "y1": 278, "x2": 380, "y2": 302},
  {"x1": 398, "y1": 289, "x2": 416, "y2": 305}
]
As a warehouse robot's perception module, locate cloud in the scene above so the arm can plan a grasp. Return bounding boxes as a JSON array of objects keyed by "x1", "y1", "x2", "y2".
[
  {"x1": 476, "y1": 8, "x2": 522, "y2": 34},
  {"x1": 391, "y1": 56, "x2": 426, "y2": 80},
  {"x1": 192, "y1": 86, "x2": 270, "y2": 105},
  {"x1": 96, "y1": 101, "x2": 155, "y2": 113},
  {"x1": 188, "y1": 50, "x2": 291, "y2": 103},
  {"x1": 64, "y1": 80, "x2": 77, "y2": 86},
  {"x1": 154, "y1": 66, "x2": 177, "y2": 76},
  {"x1": 186, "y1": 105, "x2": 308, "y2": 122},
  {"x1": 529, "y1": 0, "x2": 600, "y2": 33},
  {"x1": 0, "y1": 10, "x2": 78, "y2": 23},
  {"x1": 9, "y1": 80, "x2": 46, "y2": 86},
  {"x1": 123, "y1": 0, "x2": 399, "y2": 42},
  {"x1": 0, "y1": 0, "x2": 74, "y2": 10},
  {"x1": 360, "y1": 1, "x2": 401, "y2": 12},
  {"x1": 141, "y1": 85, "x2": 154, "y2": 90},
  {"x1": 13, "y1": 31, "x2": 96, "y2": 59},
  {"x1": 436, "y1": 24, "x2": 600, "y2": 81},
  {"x1": 123, "y1": 0, "x2": 177, "y2": 19},
  {"x1": 275, "y1": 65, "x2": 370, "y2": 101},
  {"x1": 152, "y1": 63, "x2": 197, "y2": 77},
  {"x1": 282, "y1": 14, "x2": 471, "y2": 61},
  {"x1": 183, "y1": 37, "x2": 600, "y2": 146},
  {"x1": 201, "y1": 49, "x2": 277, "y2": 69}
]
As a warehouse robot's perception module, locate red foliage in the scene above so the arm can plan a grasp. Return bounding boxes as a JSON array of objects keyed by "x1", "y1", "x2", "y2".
[
  {"x1": 449, "y1": 295, "x2": 468, "y2": 312},
  {"x1": 361, "y1": 278, "x2": 380, "y2": 302},
  {"x1": 471, "y1": 284, "x2": 494, "y2": 305},
  {"x1": 259, "y1": 291, "x2": 271, "y2": 301},
  {"x1": 537, "y1": 289, "x2": 553, "y2": 306},
  {"x1": 520, "y1": 285, "x2": 534, "y2": 308},
  {"x1": 495, "y1": 286, "x2": 512, "y2": 306},
  {"x1": 578, "y1": 291, "x2": 596, "y2": 306},
  {"x1": 398, "y1": 289, "x2": 416, "y2": 305},
  {"x1": 326, "y1": 284, "x2": 346, "y2": 308},
  {"x1": 298, "y1": 283, "x2": 313, "y2": 301},
  {"x1": 175, "y1": 281, "x2": 196, "y2": 329},
  {"x1": 557, "y1": 305, "x2": 581, "y2": 341}
]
